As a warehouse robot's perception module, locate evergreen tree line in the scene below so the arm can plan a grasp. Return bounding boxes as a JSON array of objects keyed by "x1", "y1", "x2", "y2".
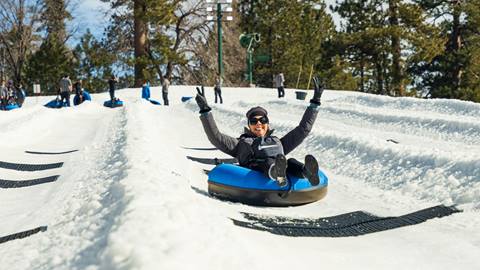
[
  {"x1": 239, "y1": 0, "x2": 480, "y2": 101},
  {"x1": 0, "y1": 0, "x2": 478, "y2": 102}
]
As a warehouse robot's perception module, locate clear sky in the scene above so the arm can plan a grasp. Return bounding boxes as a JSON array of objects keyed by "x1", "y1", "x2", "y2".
[
  {"x1": 68, "y1": 0, "x2": 110, "y2": 45},
  {"x1": 68, "y1": 0, "x2": 340, "y2": 45}
]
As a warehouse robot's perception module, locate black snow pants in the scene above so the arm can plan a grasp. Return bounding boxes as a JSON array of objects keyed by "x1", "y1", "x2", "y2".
[
  {"x1": 60, "y1": 92, "x2": 70, "y2": 106},
  {"x1": 214, "y1": 87, "x2": 223, "y2": 104},
  {"x1": 277, "y1": 86, "x2": 285, "y2": 98},
  {"x1": 109, "y1": 89, "x2": 115, "y2": 100},
  {"x1": 163, "y1": 92, "x2": 169, "y2": 106}
]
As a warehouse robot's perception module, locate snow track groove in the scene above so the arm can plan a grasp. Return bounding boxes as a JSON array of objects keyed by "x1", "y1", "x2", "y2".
[
  {"x1": 330, "y1": 93, "x2": 480, "y2": 117},
  {"x1": 253, "y1": 100, "x2": 480, "y2": 145},
  {"x1": 15, "y1": 108, "x2": 132, "y2": 270},
  {"x1": 70, "y1": 109, "x2": 130, "y2": 269}
]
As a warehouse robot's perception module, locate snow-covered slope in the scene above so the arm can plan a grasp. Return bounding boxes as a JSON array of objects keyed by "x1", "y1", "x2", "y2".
[{"x1": 0, "y1": 86, "x2": 479, "y2": 269}]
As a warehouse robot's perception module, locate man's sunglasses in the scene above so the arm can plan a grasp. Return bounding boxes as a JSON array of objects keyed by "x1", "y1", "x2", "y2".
[{"x1": 248, "y1": 116, "x2": 269, "y2": 125}]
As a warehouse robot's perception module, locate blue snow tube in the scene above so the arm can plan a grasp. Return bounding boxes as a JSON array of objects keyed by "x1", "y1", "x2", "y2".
[
  {"x1": 141, "y1": 85, "x2": 161, "y2": 105},
  {"x1": 149, "y1": 99, "x2": 161, "y2": 105},
  {"x1": 208, "y1": 164, "x2": 328, "y2": 207},
  {"x1": 142, "y1": 86, "x2": 151, "y2": 99},
  {"x1": 181, "y1": 96, "x2": 193, "y2": 102},
  {"x1": 44, "y1": 99, "x2": 65, "y2": 109},
  {"x1": 73, "y1": 90, "x2": 92, "y2": 106},
  {"x1": 104, "y1": 99, "x2": 123, "y2": 108},
  {"x1": 3, "y1": 104, "x2": 20, "y2": 111}
]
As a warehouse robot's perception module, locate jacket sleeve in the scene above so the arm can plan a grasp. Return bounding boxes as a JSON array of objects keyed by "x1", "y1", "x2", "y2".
[
  {"x1": 280, "y1": 104, "x2": 319, "y2": 155},
  {"x1": 199, "y1": 112, "x2": 239, "y2": 156}
]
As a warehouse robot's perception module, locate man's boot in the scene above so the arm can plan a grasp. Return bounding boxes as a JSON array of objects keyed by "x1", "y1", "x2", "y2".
[
  {"x1": 303, "y1": 155, "x2": 319, "y2": 186},
  {"x1": 269, "y1": 154, "x2": 288, "y2": 187}
]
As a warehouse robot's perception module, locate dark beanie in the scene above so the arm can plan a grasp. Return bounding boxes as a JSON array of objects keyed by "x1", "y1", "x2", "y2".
[{"x1": 246, "y1": 106, "x2": 268, "y2": 119}]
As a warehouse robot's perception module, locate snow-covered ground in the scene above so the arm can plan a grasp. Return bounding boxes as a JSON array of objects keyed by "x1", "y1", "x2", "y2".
[{"x1": 0, "y1": 86, "x2": 479, "y2": 269}]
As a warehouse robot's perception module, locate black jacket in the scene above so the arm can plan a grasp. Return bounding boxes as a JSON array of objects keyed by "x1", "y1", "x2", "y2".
[{"x1": 199, "y1": 105, "x2": 319, "y2": 166}]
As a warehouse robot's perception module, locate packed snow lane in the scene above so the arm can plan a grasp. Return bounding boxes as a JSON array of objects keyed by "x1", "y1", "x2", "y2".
[
  {"x1": 0, "y1": 100, "x2": 130, "y2": 269},
  {"x1": 0, "y1": 87, "x2": 479, "y2": 270}
]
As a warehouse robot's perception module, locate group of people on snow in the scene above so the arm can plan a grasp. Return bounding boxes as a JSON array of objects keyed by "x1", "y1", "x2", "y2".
[
  {"x1": 0, "y1": 79, "x2": 25, "y2": 110},
  {"x1": 55, "y1": 74, "x2": 118, "y2": 107},
  {"x1": 55, "y1": 73, "x2": 174, "y2": 107}
]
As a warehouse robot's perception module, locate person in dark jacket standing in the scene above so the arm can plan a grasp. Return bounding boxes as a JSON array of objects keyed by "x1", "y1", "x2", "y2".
[
  {"x1": 0, "y1": 80, "x2": 6, "y2": 108},
  {"x1": 74, "y1": 80, "x2": 84, "y2": 103},
  {"x1": 108, "y1": 75, "x2": 118, "y2": 101},
  {"x1": 195, "y1": 77, "x2": 324, "y2": 187},
  {"x1": 214, "y1": 74, "x2": 223, "y2": 104},
  {"x1": 162, "y1": 78, "x2": 170, "y2": 106},
  {"x1": 16, "y1": 82, "x2": 26, "y2": 107}
]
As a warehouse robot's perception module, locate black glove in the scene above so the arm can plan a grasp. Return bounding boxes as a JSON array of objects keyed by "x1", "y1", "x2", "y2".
[
  {"x1": 195, "y1": 86, "x2": 211, "y2": 113},
  {"x1": 310, "y1": 76, "x2": 324, "y2": 105}
]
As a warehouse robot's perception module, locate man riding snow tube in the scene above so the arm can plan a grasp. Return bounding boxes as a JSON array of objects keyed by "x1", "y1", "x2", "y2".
[{"x1": 208, "y1": 163, "x2": 328, "y2": 206}]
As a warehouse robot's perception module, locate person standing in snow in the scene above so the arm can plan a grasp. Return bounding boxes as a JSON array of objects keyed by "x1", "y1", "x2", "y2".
[
  {"x1": 162, "y1": 78, "x2": 170, "y2": 106},
  {"x1": 15, "y1": 82, "x2": 26, "y2": 107},
  {"x1": 275, "y1": 72, "x2": 285, "y2": 98},
  {"x1": 194, "y1": 77, "x2": 324, "y2": 187},
  {"x1": 0, "y1": 80, "x2": 7, "y2": 108},
  {"x1": 214, "y1": 74, "x2": 223, "y2": 104},
  {"x1": 6, "y1": 80, "x2": 18, "y2": 105},
  {"x1": 108, "y1": 75, "x2": 118, "y2": 101},
  {"x1": 74, "y1": 80, "x2": 84, "y2": 103},
  {"x1": 59, "y1": 75, "x2": 72, "y2": 106}
]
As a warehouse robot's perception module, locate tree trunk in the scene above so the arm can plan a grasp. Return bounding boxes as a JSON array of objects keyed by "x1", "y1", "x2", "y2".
[
  {"x1": 389, "y1": 0, "x2": 404, "y2": 96},
  {"x1": 360, "y1": 56, "x2": 365, "y2": 92},
  {"x1": 448, "y1": 0, "x2": 463, "y2": 96},
  {"x1": 134, "y1": 0, "x2": 147, "y2": 87},
  {"x1": 375, "y1": 55, "x2": 384, "y2": 95}
]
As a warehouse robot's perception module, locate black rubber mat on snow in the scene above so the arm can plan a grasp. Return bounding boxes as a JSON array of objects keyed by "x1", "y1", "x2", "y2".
[
  {"x1": 232, "y1": 205, "x2": 461, "y2": 237},
  {"x1": 0, "y1": 226, "x2": 48, "y2": 244},
  {"x1": 25, "y1": 150, "x2": 78, "y2": 155},
  {"x1": 0, "y1": 161, "x2": 63, "y2": 171},
  {"x1": 186, "y1": 156, "x2": 238, "y2": 165},
  {"x1": 0, "y1": 175, "x2": 60, "y2": 189}
]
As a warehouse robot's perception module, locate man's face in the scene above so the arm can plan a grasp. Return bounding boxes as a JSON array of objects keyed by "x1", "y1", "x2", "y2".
[{"x1": 248, "y1": 115, "x2": 269, "y2": 137}]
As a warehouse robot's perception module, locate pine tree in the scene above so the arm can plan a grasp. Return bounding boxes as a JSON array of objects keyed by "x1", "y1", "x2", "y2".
[
  {"x1": 335, "y1": 0, "x2": 443, "y2": 96},
  {"x1": 335, "y1": 0, "x2": 390, "y2": 93},
  {"x1": 239, "y1": 0, "x2": 335, "y2": 88},
  {"x1": 414, "y1": 0, "x2": 480, "y2": 102},
  {"x1": 25, "y1": 0, "x2": 74, "y2": 94},
  {"x1": 73, "y1": 30, "x2": 115, "y2": 92}
]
